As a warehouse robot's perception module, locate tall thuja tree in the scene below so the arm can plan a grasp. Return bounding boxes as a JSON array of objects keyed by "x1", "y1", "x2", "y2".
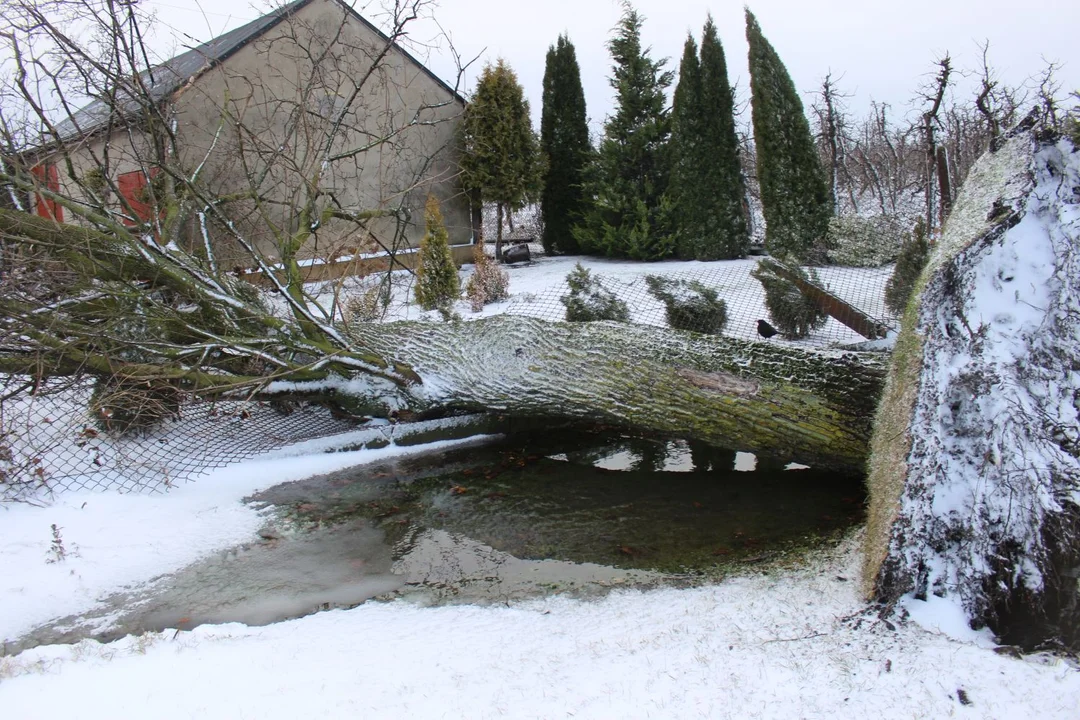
[
  {"x1": 540, "y1": 34, "x2": 591, "y2": 255},
  {"x1": 573, "y1": 3, "x2": 674, "y2": 260},
  {"x1": 745, "y1": 10, "x2": 831, "y2": 260},
  {"x1": 669, "y1": 35, "x2": 704, "y2": 259},
  {"x1": 460, "y1": 60, "x2": 541, "y2": 260},
  {"x1": 670, "y1": 18, "x2": 749, "y2": 260}
]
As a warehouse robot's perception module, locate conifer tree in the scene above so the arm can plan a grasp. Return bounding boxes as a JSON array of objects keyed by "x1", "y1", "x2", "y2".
[
  {"x1": 460, "y1": 60, "x2": 541, "y2": 261},
  {"x1": 573, "y1": 2, "x2": 674, "y2": 261},
  {"x1": 670, "y1": 18, "x2": 749, "y2": 260},
  {"x1": 540, "y1": 34, "x2": 591, "y2": 255},
  {"x1": 745, "y1": 10, "x2": 832, "y2": 260},
  {"x1": 669, "y1": 35, "x2": 703, "y2": 258},
  {"x1": 414, "y1": 196, "x2": 460, "y2": 311}
]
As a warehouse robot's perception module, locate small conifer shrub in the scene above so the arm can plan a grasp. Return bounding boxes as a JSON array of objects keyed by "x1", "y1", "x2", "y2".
[
  {"x1": 751, "y1": 259, "x2": 829, "y2": 339},
  {"x1": 644, "y1": 275, "x2": 728, "y2": 334},
  {"x1": 885, "y1": 218, "x2": 930, "y2": 316},
  {"x1": 465, "y1": 245, "x2": 510, "y2": 312},
  {"x1": 414, "y1": 195, "x2": 461, "y2": 311},
  {"x1": 560, "y1": 263, "x2": 630, "y2": 323}
]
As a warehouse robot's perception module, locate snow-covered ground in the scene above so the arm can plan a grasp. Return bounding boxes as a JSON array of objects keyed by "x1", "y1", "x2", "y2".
[
  {"x1": 2, "y1": 439, "x2": 1078, "y2": 718},
  {"x1": 2, "y1": 229, "x2": 1076, "y2": 715},
  {"x1": 300, "y1": 253, "x2": 898, "y2": 348}
]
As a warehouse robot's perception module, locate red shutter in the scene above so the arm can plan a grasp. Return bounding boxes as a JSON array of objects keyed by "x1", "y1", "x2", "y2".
[
  {"x1": 31, "y1": 163, "x2": 63, "y2": 222},
  {"x1": 117, "y1": 169, "x2": 158, "y2": 226}
]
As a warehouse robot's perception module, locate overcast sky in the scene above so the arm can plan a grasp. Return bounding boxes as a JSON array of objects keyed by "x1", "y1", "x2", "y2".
[{"x1": 143, "y1": 0, "x2": 1077, "y2": 132}]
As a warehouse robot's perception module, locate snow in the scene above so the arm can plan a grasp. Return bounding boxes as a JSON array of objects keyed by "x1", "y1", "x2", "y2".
[
  {"x1": 291, "y1": 252, "x2": 897, "y2": 348},
  {"x1": 1, "y1": 439, "x2": 1077, "y2": 715},
  {"x1": 885, "y1": 137, "x2": 1080, "y2": 626},
  {"x1": 4, "y1": 154, "x2": 1078, "y2": 712},
  {"x1": 0, "y1": 436, "x2": 495, "y2": 645}
]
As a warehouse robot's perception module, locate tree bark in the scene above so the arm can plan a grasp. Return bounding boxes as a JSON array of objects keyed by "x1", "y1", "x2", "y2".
[{"x1": 348, "y1": 315, "x2": 887, "y2": 470}]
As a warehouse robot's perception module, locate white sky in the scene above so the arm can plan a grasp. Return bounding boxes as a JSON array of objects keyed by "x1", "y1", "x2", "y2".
[{"x1": 143, "y1": 0, "x2": 1077, "y2": 132}]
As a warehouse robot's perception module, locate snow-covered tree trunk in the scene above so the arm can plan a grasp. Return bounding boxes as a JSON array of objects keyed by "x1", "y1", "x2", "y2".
[
  {"x1": 865, "y1": 129, "x2": 1080, "y2": 649},
  {"x1": 342, "y1": 316, "x2": 888, "y2": 470}
]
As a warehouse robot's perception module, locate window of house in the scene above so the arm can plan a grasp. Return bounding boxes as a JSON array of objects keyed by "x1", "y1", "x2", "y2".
[{"x1": 31, "y1": 163, "x2": 63, "y2": 222}]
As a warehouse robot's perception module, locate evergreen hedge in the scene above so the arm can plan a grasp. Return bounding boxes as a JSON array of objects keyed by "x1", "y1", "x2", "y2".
[
  {"x1": 746, "y1": 10, "x2": 832, "y2": 261},
  {"x1": 751, "y1": 259, "x2": 829, "y2": 339},
  {"x1": 885, "y1": 218, "x2": 930, "y2": 315},
  {"x1": 540, "y1": 35, "x2": 591, "y2": 255}
]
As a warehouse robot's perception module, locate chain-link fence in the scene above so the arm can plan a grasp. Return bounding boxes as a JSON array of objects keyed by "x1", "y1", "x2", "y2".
[
  {"x1": 0, "y1": 379, "x2": 360, "y2": 501},
  {"x1": 502, "y1": 259, "x2": 899, "y2": 348},
  {"x1": 2, "y1": 255, "x2": 898, "y2": 502}
]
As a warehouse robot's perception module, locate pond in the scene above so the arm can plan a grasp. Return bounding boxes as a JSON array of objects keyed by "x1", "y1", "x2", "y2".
[{"x1": 8, "y1": 428, "x2": 866, "y2": 652}]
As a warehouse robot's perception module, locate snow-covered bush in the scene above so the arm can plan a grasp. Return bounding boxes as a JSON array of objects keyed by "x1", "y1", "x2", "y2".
[
  {"x1": 414, "y1": 196, "x2": 461, "y2": 311},
  {"x1": 465, "y1": 246, "x2": 510, "y2": 312},
  {"x1": 644, "y1": 275, "x2": 728, "y2": 334},
  {"x1": 884, "y1": 218, "x2": 930, "y2": 316},
  {"x1": 826, "y1": 213, "x2": 908, "y2": 267},
  {"x1": 560, "y1": 263, "x2": 630, "y2": 323},
  {"x1": 343, "y1": 282, "x2": 388, "y2": 323},
  {"x1": 751, "y1": 259, "x2": 828, "y2": 339}
]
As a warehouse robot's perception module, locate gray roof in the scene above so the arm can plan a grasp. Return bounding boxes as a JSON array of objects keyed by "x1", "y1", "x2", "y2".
[{"x1": 50, "y1": 0, "x2": 463, "y2": 143}]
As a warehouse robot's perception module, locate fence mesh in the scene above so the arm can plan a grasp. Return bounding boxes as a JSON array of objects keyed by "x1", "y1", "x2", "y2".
[
  {"x1": 0, "y1": 379, "x2": 360, "y2": 501},
  {"x1": 1, "y1": 256, "x2": 898, "y2": 501},
  {"x1": 501, "y1": 259, "x2": 899, "y2": 348}
]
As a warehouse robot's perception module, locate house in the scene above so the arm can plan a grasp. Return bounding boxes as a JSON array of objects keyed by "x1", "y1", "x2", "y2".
[{"x1": 26, "y1": 0, "x2": 471, "y2": 268}]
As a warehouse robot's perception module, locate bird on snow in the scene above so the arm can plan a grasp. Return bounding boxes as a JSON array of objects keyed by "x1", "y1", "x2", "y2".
[{"x1": 757, "y1": 319, "x2": 778, "y2": 339}]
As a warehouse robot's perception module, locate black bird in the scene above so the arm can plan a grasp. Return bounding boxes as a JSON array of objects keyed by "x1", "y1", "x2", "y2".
[{"x1": 757, "y1": 319, "x2": 778, "y2": 339}]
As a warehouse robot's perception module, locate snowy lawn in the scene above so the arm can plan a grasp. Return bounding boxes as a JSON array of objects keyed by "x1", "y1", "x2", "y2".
[
  {"x1": 2, "y1": 440, "x2": 1078, "y2": 718},
  {"x1": 297, "y1": 253, "x2": 898, "y2": 348}
]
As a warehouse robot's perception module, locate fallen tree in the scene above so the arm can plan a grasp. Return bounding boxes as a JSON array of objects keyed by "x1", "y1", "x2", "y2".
[
  {"x1": 0, "y1": 206, "x2": 888, "y2": 470},
  {"x1": 865, "y1": 125, "x2": 1080, "y2": 650}
]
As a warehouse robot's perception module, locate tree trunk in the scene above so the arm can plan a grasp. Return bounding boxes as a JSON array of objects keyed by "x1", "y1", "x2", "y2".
[
  {"x1": 347, "y1": 315, "x2": 888, "y2": 471},
  {"x1": 935, "y1": 145, "x2": 953, "y2": 223},
  {"x1": 0, "y1": 212, "x2": 887, "y2": 473},
  {"x1": 495, "y1": 202, "x2": 504, "y2": 261},
  {"x1": 865, "y1": 128, "x2": 1080, "y2": 650}
]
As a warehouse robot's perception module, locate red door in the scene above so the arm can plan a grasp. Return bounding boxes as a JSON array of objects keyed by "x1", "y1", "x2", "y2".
[
  {"x1": 31, "y1": 163, "x2": 63, "y2": 222},
  {"x1": 117, "y1": 168, "x2": 161, "y2": 226}
]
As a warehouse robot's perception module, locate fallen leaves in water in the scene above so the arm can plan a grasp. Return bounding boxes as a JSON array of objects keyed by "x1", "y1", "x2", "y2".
[{"x1": 449, "y1": 485, "x2": 468, "y2": 495}]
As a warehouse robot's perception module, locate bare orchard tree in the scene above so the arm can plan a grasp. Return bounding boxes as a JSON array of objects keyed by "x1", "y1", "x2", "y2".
[
  {"x1": 917, "y1": 54, "x2": 953, "y2": 231},
  {"x1": 846, "y1": 102, "x2": 922, "y2": 219},
  {"x1": 810, "y1": 71, "x2": 854, "y2": 214}
]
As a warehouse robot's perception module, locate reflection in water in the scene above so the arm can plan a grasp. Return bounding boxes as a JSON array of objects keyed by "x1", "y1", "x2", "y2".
[{"x1": 9, "y1": 429, "x2": 865, "y2": 651}]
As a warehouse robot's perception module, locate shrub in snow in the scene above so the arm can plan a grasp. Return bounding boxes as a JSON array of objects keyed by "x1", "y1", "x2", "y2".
[
  {"x1": 414, "y1": 196, "x2": 460, "y2": 311},
  {"x1": 644, "y1": 275, "x2": 728, "y2": 334},
  {"x1": 343, "y1": 281, "x2": 388, "y2": 323},
  {"x1": 560, "y1": 263, "x2": 630, "y2": 323},
  {"x1": 465, "y1": 246, "x2": 510, "y2": 312},
  {"x1": 751, "y1": 259, "x2": 828, "y2": 339},
  {"x1": 884, "y1": 217, "x2": 930, "y2": 316},
  {"x1": 826, "y1": 214, "x2": 908, "y2": 267},
  {"x1": 1065, "y1": 91, "x2": 1080, "y2": 146},
  {"x1": 90, "y1": 377, "x2": 183, "y2": 433}
]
